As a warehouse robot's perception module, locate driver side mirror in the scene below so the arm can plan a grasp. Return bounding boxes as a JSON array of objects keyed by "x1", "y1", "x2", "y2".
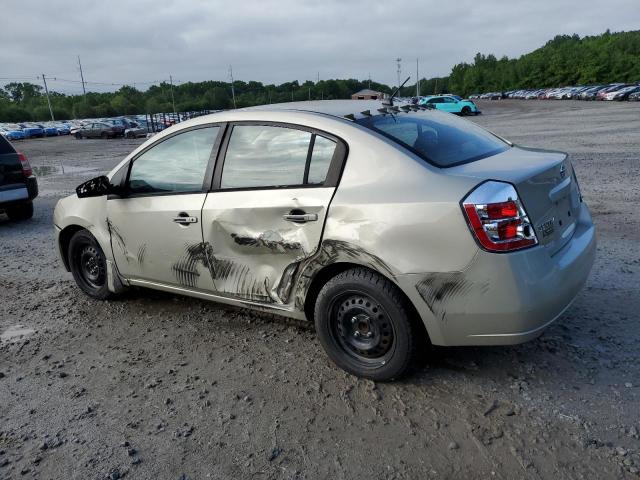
[{"x1": 76, "y1": 175, "x2": 121, "y2": 198}]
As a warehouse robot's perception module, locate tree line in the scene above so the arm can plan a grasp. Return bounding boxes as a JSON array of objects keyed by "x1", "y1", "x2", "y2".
[
  {"x1": 448, "y1": 30, "x2": 640, "y2": 96},
  {"x1": 1, "y1": 29, "x2": 637, "y2": 122}
]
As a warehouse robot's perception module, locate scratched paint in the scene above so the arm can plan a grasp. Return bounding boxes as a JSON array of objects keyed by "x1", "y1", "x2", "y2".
[
  {"x1": 415, "y1": 273, "x2": 490, "y2": 321},
  {"x1": 293, "y1": 239, "x2": 397, "y2": 311},
  {"x1": 106, "y1": 218, "x2": 129, "y2": 262},
  {"x1": 230, "y1": 230, "x2": 303, "y2": 253},
  {"x1": 171, "y1": 242, "x2": 275, "y2": 303},
  {"x1": 137, "y1": 244, "x2": 147, "y2": 265}
]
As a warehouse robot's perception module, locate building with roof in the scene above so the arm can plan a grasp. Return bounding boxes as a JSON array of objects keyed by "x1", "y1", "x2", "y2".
[{"x1": 351, "y1": 89, "x2": 385, "y2": 100}]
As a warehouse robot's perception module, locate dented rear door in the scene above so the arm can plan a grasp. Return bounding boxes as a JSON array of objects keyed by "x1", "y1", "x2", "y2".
[{"x1": 200, "y1": 123, "x2": 345, "y2": 304}]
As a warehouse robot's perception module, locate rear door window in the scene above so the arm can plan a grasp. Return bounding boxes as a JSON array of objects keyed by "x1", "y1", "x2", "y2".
[
  {"x1": 220, "y1": 125, "x2": 337, "y2": 189},
  {"x1": 307, "y1": 135, "x2": 336, "y2": 184}
]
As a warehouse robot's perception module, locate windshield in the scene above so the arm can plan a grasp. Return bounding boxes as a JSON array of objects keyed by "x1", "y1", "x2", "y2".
[{"x1": 356, "y1": 110, "x2": 509, "y2": 167}]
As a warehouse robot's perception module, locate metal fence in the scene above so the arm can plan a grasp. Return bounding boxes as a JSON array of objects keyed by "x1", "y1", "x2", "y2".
[{"x1": 144, "y1": 110, "x2": 216, "y2": 133}]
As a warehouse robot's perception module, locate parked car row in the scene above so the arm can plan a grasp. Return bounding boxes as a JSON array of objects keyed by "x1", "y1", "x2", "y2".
[
  {"x1": 470, "y1": 82, "x2": 640, "y2": 101},
  {"x1": 0, "y1": 122, "x2": 71, "y2": 140},
  {"x1": 0, "y1": 116, "x2": 164, "y2": 141}
]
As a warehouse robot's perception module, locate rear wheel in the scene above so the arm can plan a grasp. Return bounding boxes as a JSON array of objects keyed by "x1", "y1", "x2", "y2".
[
  {"x1": 314, "y1": 268, "x2": 419, "y2": 381},
  {"x1": 6, "y1": 202, "x2": 33, "y2": 221},
  {"x1": 68, "y1": 230, "x2": 113, "y2": 300}
]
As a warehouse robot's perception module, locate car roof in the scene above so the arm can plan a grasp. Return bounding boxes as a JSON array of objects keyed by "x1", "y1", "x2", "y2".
[{"x1": 238, "y1": 99, "x2": 386, "y2": 119}]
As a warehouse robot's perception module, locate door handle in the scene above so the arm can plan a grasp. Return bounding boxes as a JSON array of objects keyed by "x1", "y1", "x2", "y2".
[
  {"x1": 172, "y1": 212, "x2": 198, "y2": 225},
  {"x1": 283, "y1": 212, "x2": 318, "y2": 223}
]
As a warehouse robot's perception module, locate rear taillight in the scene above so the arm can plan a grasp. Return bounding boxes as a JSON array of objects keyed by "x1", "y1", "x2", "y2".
[
  {"x1": 462, "y1": 181, "x2": 537, "y2": 252},
  {"x1": 17, "y1": 152, "x2": 32, "y2": 177}
]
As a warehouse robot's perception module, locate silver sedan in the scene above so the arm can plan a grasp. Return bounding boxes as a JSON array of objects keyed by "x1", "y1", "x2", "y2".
[{"x1": 53, "y1": 100, "x2": 595, "y2": 380}]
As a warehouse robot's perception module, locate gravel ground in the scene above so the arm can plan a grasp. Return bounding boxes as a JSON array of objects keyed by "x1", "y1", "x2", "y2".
[{"x1": 1, "y1": 100, "x2": 639, "y2": 479}]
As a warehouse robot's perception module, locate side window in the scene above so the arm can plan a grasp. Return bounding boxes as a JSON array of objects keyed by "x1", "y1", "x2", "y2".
[
  {"x1": 307, "y1": 135, "x2": 336, "y2": 184},
  {"x1": 221, "y1": 125, "x2": 311, "y2": 189},
  {"x1": 128, "y1": 126, "x2": 219, "y2": 194},
  {"x1": 444, "y1": 97, "x2": 457, "y2": 103}
]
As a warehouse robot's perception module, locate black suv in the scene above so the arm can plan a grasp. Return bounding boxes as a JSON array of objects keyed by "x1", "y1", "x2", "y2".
[{"x1": 0, "y1": 135, "x2": 38, "y2": 220}]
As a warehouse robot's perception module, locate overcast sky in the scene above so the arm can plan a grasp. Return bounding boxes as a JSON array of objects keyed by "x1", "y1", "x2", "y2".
[{"x1": 2, "y1": 0, "x2": 639, "y2": 94}]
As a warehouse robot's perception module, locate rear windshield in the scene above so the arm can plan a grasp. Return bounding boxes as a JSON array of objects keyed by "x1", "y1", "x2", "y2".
[
  {"x1": 356, "y1": 110, "x2": 509, "y2": 167},
  {"x1": 0, "y1": 135, "x2": 16, "y2": 154}
]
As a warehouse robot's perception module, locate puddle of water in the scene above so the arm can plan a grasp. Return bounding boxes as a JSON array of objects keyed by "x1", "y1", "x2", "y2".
[
  {"x1": 0, "y1": 325, "x2": 35, "y2": 342},
  {"x1": 32, "y1": 165, "x2": 99, "y2": 177}
]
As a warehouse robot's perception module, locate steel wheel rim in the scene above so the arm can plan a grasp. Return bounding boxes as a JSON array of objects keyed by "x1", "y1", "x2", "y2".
[
  {"x1": 79, "y1": 245, "x2": 105, "y2": 289},
  {"x1": 329, "y1": 290, "x2": 396, "y2": 367}
]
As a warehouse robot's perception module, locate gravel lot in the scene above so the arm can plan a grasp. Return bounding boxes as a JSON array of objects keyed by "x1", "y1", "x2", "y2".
[{"x1": 1, "y1": 100, "x2": 639, "y2": 479}]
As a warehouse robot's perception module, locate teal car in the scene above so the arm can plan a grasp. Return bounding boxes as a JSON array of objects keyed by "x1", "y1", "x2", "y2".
[{"x1": 418, "y1": 95, "x2": 480, "y2": 115}]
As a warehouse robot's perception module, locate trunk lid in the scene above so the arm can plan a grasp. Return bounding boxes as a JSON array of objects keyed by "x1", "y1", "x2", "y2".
[
  {"x1": 449, "y1": 145, "x2": 581, "y2": 256},
  {"x1": 0, "y1": 136, "x2": 24, "y2": 189}
]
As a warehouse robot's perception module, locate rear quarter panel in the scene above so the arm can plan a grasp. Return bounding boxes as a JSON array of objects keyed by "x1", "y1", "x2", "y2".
[{"x1": 321, "y1": 124, "x2": 480, "y2": 275}]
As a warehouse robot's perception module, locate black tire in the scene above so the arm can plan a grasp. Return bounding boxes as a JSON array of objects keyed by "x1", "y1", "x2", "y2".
[
  {"x1": 461, "y1": 106, "x2": 471, "y2": 116},
  {"x1": 6, "y1": 202, "x2": 33, "y2": 221},
  {"x1": 75, "y1": 132, "x2": 82, "y2": 140},
  {"x1": 314, "y1": 268, "x2": 419, "y2": 381},
  {"x1": 68, "y1": 230, "x2": 113, "y2": 300},
  {"x1": 101, "y1": 132, "x2": 108, "y2": 139}
]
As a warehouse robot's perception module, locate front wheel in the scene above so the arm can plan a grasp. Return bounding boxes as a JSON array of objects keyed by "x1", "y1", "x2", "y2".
[
  {"x1": 68, "y1": 230, "x2": 113, "y2": 300},
  {"x1": 75, "y1": 132, "x2": 82, "y2": 140},
  {"x1": 461, "y1": 106, "x2": 471, "y2": 116},
  {"x1": 314, "y1": 268, "x2": 420, "y2": 381}
]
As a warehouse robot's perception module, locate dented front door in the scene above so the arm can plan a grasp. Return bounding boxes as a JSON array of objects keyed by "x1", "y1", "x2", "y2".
[
  {"x1": 106, "y1": 125, "x2": 221, "y2": 287},
  {"x1": 200, "y1": 188, "x2": 335, "y2": 303}
]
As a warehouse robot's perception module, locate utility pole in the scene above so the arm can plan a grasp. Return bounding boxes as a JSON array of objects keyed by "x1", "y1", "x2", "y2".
[
  {"x1": 291, "y1": 87, "x2": 294, "y2": 102},
  {"x1": 77, "y1": 55, "x2": 87, "y2": 102},
  {"x1": 396, "y1": 58, "x2": 402, "y2": 90},
  {"x1": 434, "y1": 78, "x2": 438, "y2": 95},
  {"x1": 368, "y1": 73, "x2": 371, "y2": 89},
  {"x1": 229, "y1": 65, "x2": 237, "y2": 109},
  {"x1": 416, "y1": 58, "x2": 420, "y2": 97},
  {"x1": 169, "y1": 75, "x2": 176, "y2": 114},
  {"x1": 268, "y1": 90, "x2": 272, "y2": 104},
  {"x1": 308, "y1": 86, "x2": 311, "y2": 100},
  {"x1": 41, "y1": 74, "x2": 54, "y2": 121}
]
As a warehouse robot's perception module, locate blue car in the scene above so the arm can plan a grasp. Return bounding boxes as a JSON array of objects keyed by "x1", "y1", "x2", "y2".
[
  {"x1": 55, "y1": 124, "x2": 71, "y2": 135},
  {"x1": 418, "y1": 95, "x2": 480, "y2": 115},
  {"x1": 0, "y1": 125, "x2": 26, "y2": 140},
  {"x1": 19, "y1": 124, "x2": 44, "y2": 138},
  {"x1": 38, "y1": 124, "x2": 59, "y2": 137}
]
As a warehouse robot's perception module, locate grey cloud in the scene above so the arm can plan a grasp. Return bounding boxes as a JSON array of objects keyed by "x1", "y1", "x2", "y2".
[{"x1": 1, "y1": 0, "x2": 639, "y2": 93}]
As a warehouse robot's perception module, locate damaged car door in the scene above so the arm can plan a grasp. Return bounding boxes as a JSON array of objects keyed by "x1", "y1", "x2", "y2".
[
  {"x1": 106, "y1": 125, "x2": 221, "y2": 287},
  {"x1": 200, "y1": 123, "x2": 345, "y2": 304}
]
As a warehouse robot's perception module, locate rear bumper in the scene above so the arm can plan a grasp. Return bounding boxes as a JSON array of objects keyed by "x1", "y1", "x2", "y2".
[
  {"x1": 399, "y1": 202, "x2": 596, "y2": 346},
  {"x1": 0, "y1": 178, "x2": 38, "y2": 208},
  {"x1": 0, "y1": 186, "x2": 29, "y2": 205}
]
